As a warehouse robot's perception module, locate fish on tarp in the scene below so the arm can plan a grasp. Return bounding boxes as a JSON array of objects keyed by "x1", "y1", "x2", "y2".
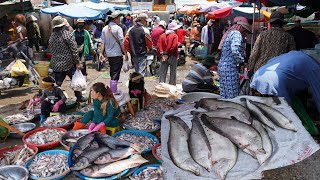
[
  {"x1": 167, "y1": 115, "x2": 202, "y2": 176},
  {"x1": 242, "y1": 98, "x2": 275, "y2": 130},
  {"x1": 250, "y1": 100, "x2": 297, "y2": 132},
  {"x1": 95, "y1": 132, "x2": 142, "y2": 151},
  {"x1": 70, "y1": 146, "x2": 110, "y2": 171},
  {"x1": 80, "y1": 154, "x2": 148, "y2": 178},
  {"x1": 195, "y1": 98, "x2": 251, "y2": 122},
  {"x1": 188, "y1": 116, "x2": 213, "y2": 171},
  {"x1": 196, "y1": 108, "x2": 251, "y2": 124},
  {"x1": 201, "y1": 114, "x2": 265, "y2": 156},
  {"x1": 72, "y1": 133, "x2": 95, "y2": 153},
  {"x1": 94, "y1": 147, "x2": 143, "y2": 164},
  {"x1": 200, "y1": 119, "x2": 237, "y2": 180},
  {"x1": 244, "y1": 120, "x2": 273, "y2": 165}
]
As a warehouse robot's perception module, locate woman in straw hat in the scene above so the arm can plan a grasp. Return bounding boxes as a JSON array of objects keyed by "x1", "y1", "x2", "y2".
[{"x1": 218, "y1": 16, "x2": 251, "y2": 99}]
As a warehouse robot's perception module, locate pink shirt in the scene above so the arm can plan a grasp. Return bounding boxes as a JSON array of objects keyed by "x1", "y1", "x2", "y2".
[{"x1": 151, "y1": 27, "x2": 165, "y2": 47}]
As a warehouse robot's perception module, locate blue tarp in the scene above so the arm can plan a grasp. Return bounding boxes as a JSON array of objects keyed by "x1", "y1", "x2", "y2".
[
  {"x1": 77, "y1": 2, "x2": 115, "y2": 14},
  {"x1": 41, "y1": 4, "x2": 104, "y2": 20}
]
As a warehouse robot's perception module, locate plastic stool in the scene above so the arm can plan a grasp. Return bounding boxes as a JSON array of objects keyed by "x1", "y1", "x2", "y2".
[
  {"x1": 105, "y1": 126, "x2": 120, "y2": 135},
  {"x1": 50, "y1": 112, "x2": 59, "y2": 117}
]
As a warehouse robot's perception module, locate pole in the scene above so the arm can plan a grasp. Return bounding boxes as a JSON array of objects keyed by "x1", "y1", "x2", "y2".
[{"x1": 251, "y1": 3, "x2": 255, "y2": 51}]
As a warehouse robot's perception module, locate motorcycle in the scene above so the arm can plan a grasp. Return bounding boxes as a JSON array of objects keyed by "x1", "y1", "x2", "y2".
[
  {"x1": 92, "y1": 38, "x2": 103, "y2": 71},
  {"x1": 189, "y1": 40, "x2": 201, "y2": 58},
  {"x1": 148, "y1": 47, "x2": 161, "y2": 76},
  {"x1": 0, "y1": 39, "x2": 40, "y2": 95},
  {"x1": 177, "y1": 44, "x2": 186, "y2": 66}
]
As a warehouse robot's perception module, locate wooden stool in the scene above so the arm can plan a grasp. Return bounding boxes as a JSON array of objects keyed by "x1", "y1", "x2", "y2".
[{"x1": 105, "y1": 126, "x2": 120, "y2": 135}]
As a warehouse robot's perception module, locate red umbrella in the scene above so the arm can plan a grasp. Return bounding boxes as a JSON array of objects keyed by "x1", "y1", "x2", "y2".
[{"x1": 208, "y1": 6, "x2": 233, "y2": 18}]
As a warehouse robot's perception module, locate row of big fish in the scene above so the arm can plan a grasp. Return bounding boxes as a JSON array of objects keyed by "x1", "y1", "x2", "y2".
[
  {"x1": 167, "y1": 98, "x2": 297, "y2": 179},
  {"x1": 70, "y1": 132, "x2": 149, "y2": 178}
]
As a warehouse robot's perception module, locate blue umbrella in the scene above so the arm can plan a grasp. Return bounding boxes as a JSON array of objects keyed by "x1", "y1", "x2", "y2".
[
  {"x1": 102, "y1": 2, "x2": 130, "y2": 10},
  {"x1": 77, "y1": 2, "x2": 115, "y2": 14}
]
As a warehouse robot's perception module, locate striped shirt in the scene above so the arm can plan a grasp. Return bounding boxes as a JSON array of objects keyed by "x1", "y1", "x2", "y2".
[{"x1": 182, "y1": 63, "x2": 213, "y2": 91}]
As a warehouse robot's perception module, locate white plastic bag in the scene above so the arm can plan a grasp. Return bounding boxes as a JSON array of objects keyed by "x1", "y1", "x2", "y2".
[
  {"x1": 70, "y1": 70, "x2": 87, "y2": 91},
  {"x1": 122, "y1": 60, "x2": 130, "y2": 73}
]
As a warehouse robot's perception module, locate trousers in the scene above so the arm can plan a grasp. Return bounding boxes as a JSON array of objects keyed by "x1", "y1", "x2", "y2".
[{"x1": 159, "y1": 56, "x2": 177, "y2": 85}]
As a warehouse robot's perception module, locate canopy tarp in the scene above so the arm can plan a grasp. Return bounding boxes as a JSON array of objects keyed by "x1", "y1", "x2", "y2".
[
  {"x1": 187, "y1": 5, "x2": 201, "y2": 15},
  {"x1": 102, "y1": 2, "x2": 130, "y2": 10},
  {"x1": 77, "y1": 2, "x2": 115, "y2": 14},
  {"x1": 41, "y1": 4, "x2": 104, "y2": 20},
  {"x1": 177, "y1": 5, "x2": 197, "y2": 14},
  {"x1": 208, "y1": 6, "x2": 233, "y2": 18},
  {"x1": 199, "y1": 2, "x2": 230, "y2": 12},
  {"x1": 232, "y1": 7, "x2": 264, "y2": 20}
]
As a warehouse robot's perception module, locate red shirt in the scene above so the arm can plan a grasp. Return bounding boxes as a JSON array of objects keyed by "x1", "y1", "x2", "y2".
[
  {"x1": 151, "y1": 27, "x2": 165, "y2": 47},
  {"x1": 157, "y1": 33, "x2": 179, "y2": 58},
  {"x1": 176, "y1": 28, "x2": 189, "y2": 45}
]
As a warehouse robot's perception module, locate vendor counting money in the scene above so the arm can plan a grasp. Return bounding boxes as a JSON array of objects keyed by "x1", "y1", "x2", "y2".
[{"x1": 73, "y1": 82, "x2": 121, "y2": 133}]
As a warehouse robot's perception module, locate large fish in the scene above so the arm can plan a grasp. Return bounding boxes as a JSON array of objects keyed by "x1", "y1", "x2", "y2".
[
  {"x1": 197, "y1": 114, "x2": 237, "y2": 180},
  {"x1": 70, "y1": 146, "x2": 110, "y2": 171},
  {"x1": 250, "y1": 100, "x2": 297, "y2": 132},
  {"x1": 95, "y1": 132, "x2": 142, "y2": 151},
  {"x1": 195, "y1": 98, "x2": 251, "y2": 121},
  {"x1": 80, "y1": 154, "x2": 148, "y2": 178},
  {"x1": 202, "y1": 108, "x2": 251, "y2": 124},
  {"x1": 189, "y1": 116, "x2": 212, "y2": 171},
  {"x1": 167, "y1": 115, "x2": 202, "y2": 176},
  {"x1": 244, "y1": 120, "x2": 273, "y2": 165},
  {"x1": 72, "y1": 133, "x2": 96, "y2": 158},
  {"x1": 94, "y1": 147, "x2": 142, "y2": 164},
  {"x1": 201, "y1": 114, "x2": 265, "y2": 155},
  {"x1": 243, "y1": 98, "x2": 275, "y2": 130}
]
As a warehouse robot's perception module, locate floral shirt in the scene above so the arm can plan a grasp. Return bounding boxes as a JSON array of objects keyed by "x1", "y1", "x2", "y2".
[
  {"x1": 247, "y1": 27, "x2": 296, "y2": 72},
  {"x1": 49, "y1": 29, "x2": 79, "y2": 72}
]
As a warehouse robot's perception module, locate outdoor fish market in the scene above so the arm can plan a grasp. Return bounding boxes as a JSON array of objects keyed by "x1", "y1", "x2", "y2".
[{"x1": 0, "y1": 0, "x2": 320, "y2": 179}]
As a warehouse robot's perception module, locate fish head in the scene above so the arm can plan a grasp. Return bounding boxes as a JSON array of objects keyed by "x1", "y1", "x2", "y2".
[
  {"x1": 80, "y1": 166, "x2": 94, "y2": 177},
  {"x1": 70, "y1": 157, "x2": 90, "y2": 170},
  {"x1": 94, "y1": 154, "x2": 111, "y2": 164}
]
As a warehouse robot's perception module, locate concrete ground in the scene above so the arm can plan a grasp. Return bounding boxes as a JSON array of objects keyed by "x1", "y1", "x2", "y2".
[{"x1": 0, "y1": 58, "x2": 319, "y2": 180}]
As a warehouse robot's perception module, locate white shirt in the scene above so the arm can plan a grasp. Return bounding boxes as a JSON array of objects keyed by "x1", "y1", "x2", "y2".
[{"x1": 101, "y1": 22, "x2": 124, "y2": 57}]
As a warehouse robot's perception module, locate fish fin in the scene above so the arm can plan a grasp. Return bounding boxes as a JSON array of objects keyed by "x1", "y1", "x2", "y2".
[
  {"x1": 190, "y1": 111, "x2": 200, "y2": 116},
  {"x1": 194, "y1": 101, "x2": 201, "y2": 108},
  {"x1": 239, "y1": 97, "x2": 246, "y2": 102},
  {"x1": 239, "y1": 144, "x2": 250, "y2": 150},
  {"x1": 230, "y1": 116, "x2": 238, "y2": 120}
]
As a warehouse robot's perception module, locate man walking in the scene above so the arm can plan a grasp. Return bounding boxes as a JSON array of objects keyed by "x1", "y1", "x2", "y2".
[
  {"x1": 100, "y1": 12, "x2": 128, "y2": 93},
  {"x1": 201, "y1": 19, "x2": 214, "y2": 55},
  {"x1": 124, "y1": 13, "x2": 152, "y2": 76}
]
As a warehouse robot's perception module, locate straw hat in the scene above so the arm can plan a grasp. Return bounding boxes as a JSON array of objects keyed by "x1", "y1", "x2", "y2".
[{"x1": 52, "y1": 16, "x2": 66, "y2": 29}]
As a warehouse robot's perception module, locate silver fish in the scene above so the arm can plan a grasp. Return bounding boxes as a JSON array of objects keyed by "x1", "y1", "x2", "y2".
[
  {"x1": 80, "y1": 154, "x2": 148, "y2": 178},
  {"x1": 189, "y1": 117, "x2": 212, "y2": 171},
  {"x1": 195, "y1": 98, "x2": 251, "y2": 121},
  {"x1": 156, "y1": 146, "x2": 161, "y2": 158},
  {"x1": 197, "y1": 108, "x2": 251, "y2": 124},
  {"x1": 0, "y1": 174, "x2": 15, "y2": 180},
  {"x1": 244, "y1": 120, "x2": 273, "y2": 165},
  {"x1": 250, "y1": 100, "x2": 297, "y2": 132},
  {"x1": 28, "y1": 153, "x2": 69, "y2": 178},
  {"x1": 167, "y1": 115, "x2": 202, "y2": 176},
  {"x1": 43, "y1": 115, "x2": 82, "y2": 126},
  {"x1": 4, "y1": 113, "x2": 33, "y2": 124},
  {"x1": 25, "y1": 129, "x2": 64, "y2": 145},
  {"x1": 201, "y1": 114, "x2": 265, "y2": 155},
  {"x1": 243, "y1": 98, "x2": 275, "y2": 130},
  {"x1": 131, "y1": 166, "x2": 164, "y2": 180},
  {"x1": 115, "y1": 133, "x2": 156, "y2": 151},
  {"x1": 0, "y1": 145, "x2": 35, "y2": 166},
  {"x1": 94, "y1": 147, "x2": 142, "y2": 164},
  {"x1": 199, "y1": 118, "x2": 237, "y2": 180}
]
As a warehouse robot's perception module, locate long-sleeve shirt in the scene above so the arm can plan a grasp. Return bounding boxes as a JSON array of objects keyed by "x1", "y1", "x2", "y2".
[
  {"x1": 151, "y1": 26, "x2": 165, "y2": 47},
  {"x1": 250, "y1": 51, "x2": 320, "y2": 113},
  {"x1": 247, "y1": 27, "x2": 296, "y2": 72},
  {"x1": 26, "y1": 21, "x2": 41, "y2": 39},
  {"x1": 201, "y1": 25, "x2": 214, "y2": 44},
  {"x1": 182, "y1": 63, "x2": 214, "y2": 92},
  {"x1": 80, "y1": 99, "x2": 121, "y2": 127},
  {"x1": 73, "y1": 29, "x2": 93, "y2": 57},
  {"x1": 157, "y1": 33, "x2": 179, "y2": 58},
  {"x1": 40, "y1": 87, "x2": 66, "y2": 105},
  {"x1": 49, "y1": 29, "x2": 79, "y2": 72}
]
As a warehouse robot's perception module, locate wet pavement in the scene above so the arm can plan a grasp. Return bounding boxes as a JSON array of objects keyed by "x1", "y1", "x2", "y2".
[{"x1": 0, "y1": 58, "x2": 319, "y2": 180}]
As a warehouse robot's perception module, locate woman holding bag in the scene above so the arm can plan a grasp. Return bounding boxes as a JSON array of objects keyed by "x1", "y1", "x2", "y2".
[
  {"x1": 48, "y1": 16, "x2": 87, "y2": 102},
  {"x1": 99, "y1": 12, "x2": 128, "y2": 93}
]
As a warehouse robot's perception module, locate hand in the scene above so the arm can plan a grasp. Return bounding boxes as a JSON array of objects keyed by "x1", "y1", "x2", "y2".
[
  {"x1": 76, "y1": 63, "x2": 83, "y2": 70},
  {"x1": 52, "y1": 100, "x2": 64, "y2": 112},
  {"x1": 161, "y1": 55, "x2": 168, "y2": 62},
  {"x1": 99, "y1": 54, "x2": 104, "y2": 62},
  {"x1": 88, "y1": 123, "x2": 96, "y2": 133},
  {"x1": 32, "y1": 98, "x2": 41, "y2": 106},
  {"x1": 92, "y1": 122, "x2": 105, "y2": 132}
]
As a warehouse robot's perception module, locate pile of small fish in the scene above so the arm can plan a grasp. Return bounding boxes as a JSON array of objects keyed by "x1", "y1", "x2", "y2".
[
  {"x1": 61, "y1": 130, "x2": 88, "y2": 148},
  {"x1": 124, "y1": 116, "x2": 160, "y2": 131},
  {"x1": 70, "y1": 132, "x2": 147, "y2": 178},
  {"x1": 131, "y1": 166, "x2": 164, "y2": 180},
  {"x1": 156, "y1": 146, "x2": 161, "y2": 158},
  {"x1": 148, "y1": 98, "x2": 178, "y2": 111},
  {"x1": 0, "y1": 145, "x2": 35, "y2": 166},
  {"x1": 0, "y1": 174, "x2": 16, "y2": 180},
  {"x1": 167, "y1": 97, "x2": 297, "y2": 179},
  {"x1": 43, "y1": 115, "x2": 82, "y2": 127},
  {"x1": 26, "y1": 129, "x2": 65, "y2": 145},
  {"x1": 28, "y1": 153, "x2": 69, "y2": 177},
  {"x1": 115, "y1": 133, "x2": 157, "y2": 151},
  {"x1": 4, "y1": 113, "x2": 33, "y2": 124}
]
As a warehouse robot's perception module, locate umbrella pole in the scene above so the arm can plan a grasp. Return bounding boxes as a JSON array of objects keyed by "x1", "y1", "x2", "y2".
[{"x1": 251, "y1": 3, "x2": 256, "y2": 51}]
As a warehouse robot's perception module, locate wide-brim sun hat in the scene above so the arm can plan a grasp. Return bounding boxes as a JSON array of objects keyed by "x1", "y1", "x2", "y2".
[
  {"x1": 168, "y1": 22, "x2": 182, "y2": 31},
  {"x1": 269, "y1": 11, "x2": 287, "y2": 23},
  {"x1": 108, "y1": 11, "x2": 123, "y2": 19},
  {"x1": 52, "y1": 16, "x2": 66, "y2": 29},
  {"x1": 76, "y1": 18, "x2": 85, "y2": 24},
  {"x1": 234, "y1": 16, "x2": 252, "y2": 34},
  {"x1": 138, "y1": 13, "x2": 152, "y2": 22}
]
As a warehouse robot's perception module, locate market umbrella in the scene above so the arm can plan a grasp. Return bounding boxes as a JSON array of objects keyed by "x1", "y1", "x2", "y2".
[
  {"x1": 199, "y1": 2, "x2": 230, "y2": 12},
  {"x1": 208, "y1": 6, "x2": 233, "y2": 18},
  {"x1": 232, "y1": 7, "x2": 264, "y2": 20},
  {"x1": 102, "y1": 2, "x2": 130, "y2": 11},
  {"x1": 177, "y1": 5, "x2": 195, "y2": 14},
  {"x1": 187, "y1": 5, "x2": 201, "y2": 16},
  {"x1": 77, "y1": 2, "x2": 115, "y2": 14}
]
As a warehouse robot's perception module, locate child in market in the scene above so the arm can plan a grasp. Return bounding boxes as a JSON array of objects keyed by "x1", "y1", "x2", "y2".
[
  {"x1": 129, "y1": 72, "x2": 146, "y2": 112},
  {"x1": 31, "y1": 76, "x2": 66, "y2": 121},
  {"x1": 73, "y1": 82, "x2": 121, "y2": 133}
]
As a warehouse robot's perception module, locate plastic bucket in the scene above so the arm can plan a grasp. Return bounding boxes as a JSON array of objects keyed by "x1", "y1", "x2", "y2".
[{"x1": 34, "y1": 62, "x2": 49, "y2": 77}]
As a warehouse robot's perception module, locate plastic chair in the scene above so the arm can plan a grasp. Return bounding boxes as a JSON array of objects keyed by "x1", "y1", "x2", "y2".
[{"x1": 105, "y1": 126, "x2": 120, "y2": 135}]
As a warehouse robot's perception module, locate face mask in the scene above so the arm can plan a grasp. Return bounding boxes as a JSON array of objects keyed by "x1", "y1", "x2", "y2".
[{"x1": 78, "y1": 25, "x2": 84, "y2": 30}]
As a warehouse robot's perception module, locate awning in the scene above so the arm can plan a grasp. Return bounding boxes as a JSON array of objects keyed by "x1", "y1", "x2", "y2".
[
  {"x1": 199, "y1": 2, "x2": 230, "y2": 12},
  {"x1": 102, "y1": 2, "x2": 130, "y2": 11},
  {"x1": 232, "y1": 7, "x2": 264, "y2": 20},
  {"x1": 0, "y1": 1, "x2": 34, "y2": 19},
  {"x1": 41, "y1": 4, "x2": 104, "y2": 20},
  {"x1": 208, "y1": 6, "x2": 233, "y2": 18},
  {"x1": 77, "y1": 2, "x2": 115, "y2": 14}
]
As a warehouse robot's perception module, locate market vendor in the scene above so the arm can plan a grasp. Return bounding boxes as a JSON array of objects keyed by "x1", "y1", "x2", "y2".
[
  {"x1": 73, "y1": 82, "x2": 121, "y2": 133},
  {"x1": 129, "y1": 72, "x2": 146, "y2": 112},
  {"x1": 250, "y1": 46, "x2": 320, "y2": 113},
  {"x1": 182, "y1": 60, "x2": 218, "y2": 93},
  {"x1": 31, "y1": 76, "x2": 67, "y2": 121}
]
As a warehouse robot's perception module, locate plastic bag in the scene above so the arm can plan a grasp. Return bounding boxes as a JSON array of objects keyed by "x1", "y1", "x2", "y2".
[
  {"x1": 70, "y1": 70, "x2": 87, "y2": 91},
  {"x1": 122, "y1": 60, "x2": 130, "y2": 73},
  {"x1": 10, "y1": 60, "x2": 29, "y2": 76}
]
